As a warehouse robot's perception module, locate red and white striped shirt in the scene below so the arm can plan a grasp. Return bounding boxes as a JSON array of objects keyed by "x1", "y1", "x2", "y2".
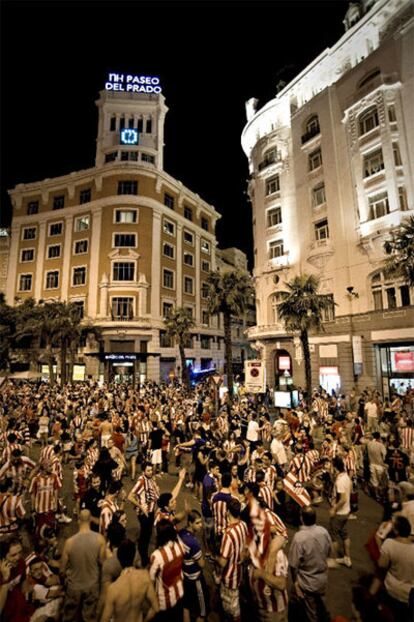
[
  {"x1": 2, "y1": 442, "x2": 23, "y2": 462},
  {"x1": 29, "y1": 473, "x2": 61, "y2": 514},
  {"x1": 212, "y1": 491, "x2": 233, "y2": 536},
  {"x1": 258, "y1": 483, "x2": 273, "y2": 511},
  {"x1": 99, "y1": 498, "x2": 119, "y2": 534},
  {"x1": 249, "y1": 549, "x2": 289, "y2": 613},
  {"x1": 401, "y1": 427, "x2": 414, "y2": 452},
  {"x1": 40, "y1": 445, "x2": 56, "y2": 463},
  {"x1": 264, "y1": 508, "x2": 288, "y2": 541},
  {"x1": 0, "y1": 493, "x2": 25, "y2": 533},
  {"x1": 220, "y1": 519, "x2": 248, "y2": 589},
  {"x1": 264, "y1": 465, "x2": 277, "y2": 491},
  {"x1": 0, "y1": 456, "x2": 36, "y2": 489},
  {"x1": 289, "y1": 454, "x2": 313, "y2": 483},
  {"x1": 282, "y1": 472, "x2": 311, "y2": 508},
  {"x1": 136, "y1": 418, "x2": 151, "y2": 444},
  {"x1": 149, "y1": 539, "x2": 184, "y2": 610},
  {"x1": 130, "y1": 474, "x2": 159, "y2": 514}
]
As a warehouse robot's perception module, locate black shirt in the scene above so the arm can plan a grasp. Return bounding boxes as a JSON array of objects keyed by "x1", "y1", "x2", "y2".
[{"x1": 80, "y1": 487, "x2": 105, "y2": 531}]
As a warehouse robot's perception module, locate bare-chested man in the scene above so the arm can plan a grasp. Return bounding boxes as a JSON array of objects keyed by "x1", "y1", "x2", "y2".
[{"x1": 100, "y1": 539, "x2": 158, "y2": 622}]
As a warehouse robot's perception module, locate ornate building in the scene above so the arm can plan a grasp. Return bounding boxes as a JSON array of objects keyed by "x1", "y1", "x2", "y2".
[
  {"x1": 6, "y1": 84, "x2": 225, "y2": 383},
  {"x1": 242, "y1": 0, "x2": 414, "y2": 395}
]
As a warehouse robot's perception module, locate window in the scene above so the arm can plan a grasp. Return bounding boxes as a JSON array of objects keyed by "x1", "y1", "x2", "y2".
[
  {"x1": 142, "y1": 153, "x2": 155, "y2": 164},
  {"x1": 368, "y1": 192, "x2": 389, "y2": 220},
  {"x1": 321, "y1": 294, "x2": 335, "y2": 322},
  {"x1": 74, "y1": 215, "x2": 90, "y2": 232},
  {"x1": 200, "y1": 335, "x2": 210, "y2": 349},
  {"x1": 386, "y1": 288, "x2": 397, "y2": 309},
  {"x1": 183, "y1": 230, "x2": 194, "y2": 245},
  {"x1": 201, "y1": 240, "x2": 210, "y2": 254},
  {"x1": 128, "y1": 117, "x2": 134, "y2": 128},
  {"x1": 393, "y1": 143, "x2": 402, "y2": 167},
  {"x1": 46, "y1": 271, "x2": 59, "y2": 289},
  {"x1": 110, "y1": 116, "x2": 116, "y2": 131},
  {"x1": 114, "y1": 233, "x2": 137, "y2": 247},
  {"x1": 164, "y1": 193, "x2": 175, "y2": 209},
  {"x1": 309, "y1": 149, "x2": 322, "y2": 171},
  {"x1": 117, "y1": 181, "x2": 138, "y2": 195},
  {"x1": 111, "y1": 297, "x2": 134, "y2": 320},
  {"x1": 21, "y1": 249, "x2": 34, "y2": 262},
  {"x1": 399, "y1": 187, "x2": 408, "y2": 212},
  {"x1": 201, "y1": 283, "x2": 209, "y2": 299},
  {"x1": 73, "y1": 267, "x2": 86, "y2": 286},
  {"x1": 120, "y1": 151, "x2": 138, "y2": 161},
  {"x1": 74, "y1": 239, "x2": 88, "y2": 254},
  {"x1": 105, "y1": 152, "x2": 118, "y2": 163},
  {"x1": 358, "y1": 107, "x2": 379, "y2": 135},
  {"x1": 163, "y1": 269, "x2": 174, "y2": 289},
  {"x1": 184, "y1": 206, "x2": 193, "y2": 221},
  {"x1": 267, "y1": 207, "x2": 282, "y2": 228},
  {"x1": 201, "y1": 260, "x2": 210, "y2": 272},
  {"x1": 183, "y1": 252, "x2": 194, "y2": 266},
  {"x1": 163, "y1": 220, "x2": 175, "y2": 236},
  {"x1": 53, "y1": 195, "x2": 65, "y2": 210},
  {"x1": 371, "y1": 271, "x2": 410, "y2": 310},
  {"x1": 27, "y1": 201, "x2": 39, "y2": 215},
  {"x1": 363, "y1": 149, "x2": 384, "y2": 177},
  {"x1": 23, "y1": 227, "x2": 36, "y2": 240},
  {"x1": 315, "y1": 219, "x2": 329, "y2": 240},
  {"x1": 269, "y1": 240, "x2": 284, "y2": 259},
  {"x1": 47, "y1": 245, "x2": 61, "y2": 259},
  {"x1": 301, "y1": 115, "x2": 320, "y2": 143},
  {"x1": 146, "y1": 118, "x2": 152, "y2": 134},
  {"x1": 119, "y1": 116, "x2": 125, "y2": 130},
  {"x1": 202, "y1": 310, "x2": 209, "y2": 325},
  {"x1": 162, "y1": 302, "x2": 173, "y2": 318},
  {"x1": 137, "y1": 118, "x2": 143, "y2": 132},
  {"x1": 73, "y1": 301, "x2": 84, "y2": 319},
  {"x1": 184, "y1": 276, "x2": 194, "y2": 295},
  {"x1": 265, "y1": 175, "x2": 280, "y2": 196},
  {"x1": 79, "y1": 189, "x2": 91, "y2": 204},
  {"x1": 201, "y1": 217, "x2": 209, "y2": 231},
  {"x1": 312, "y1": 183, "x2": 326, "y2": 207},
  {"x1": 113, "y1": 262, "x2": 135, "y2": 281},
  {"x1": 163, "y1": 242, "x2": 175, "y2": 258},
  {"x1": 258, "y1": 147, "x2": 278, "y2": 171},
  {"x1": 19, "y1": 274, "x2": 32, "y2": 291},
  {"x1": 358, "y1": 68, "x2": 380, "y2": 89},
  {"x1": 160, "y1": 331, "x2": 172, "y2": 348},
  {"x1": 373, "y1": 289, "x2": 383, "y2": 310},
  {"x1": 49, "y1": 223, "x2": 62, "y2": 236},
  {"x1": 400, "y1": 285, "x2": 411, "y2": 307},
  {"x1": 115, "y1": 209, "x2": 137, "y2": 224},
  {"x1": 388, "y1": 105, "x2": 397, "y2": 123}
]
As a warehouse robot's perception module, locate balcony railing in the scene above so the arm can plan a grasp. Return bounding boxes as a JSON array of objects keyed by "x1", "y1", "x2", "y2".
[{"x1": 301, "y1": 124, "x2": 320, "y2": 144}]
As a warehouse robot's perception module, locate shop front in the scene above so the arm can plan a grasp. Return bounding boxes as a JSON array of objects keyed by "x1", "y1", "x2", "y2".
[
  {"x1": 274, "y1": 350, "x2": 293, "y2": 390},
  {"x1": 376, "y1": 343, "x2": 414, "y2": 397},
  {"x1": 103, "y1": 353, "x2": 147, "y2": 386}
]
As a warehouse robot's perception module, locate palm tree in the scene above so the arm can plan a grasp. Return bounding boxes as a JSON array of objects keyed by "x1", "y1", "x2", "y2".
[
  {"x1": 163, "y1": 307, "x2": 195, "y2": 387},
  {"x1": 383, "y1": 215, "x2": 414, "y2": 287},
  {"x1": 206, "y1": 269, "x2": 254, "y2": 396},
  {"x1": 276, "y1": 274, "x2": 334, "y2": 403}
]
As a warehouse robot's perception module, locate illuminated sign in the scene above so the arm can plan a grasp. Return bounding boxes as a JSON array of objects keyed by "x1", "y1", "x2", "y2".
[
  {"x1": 120, "y1": 128, "x2": 139, "y2": 145},
  {"x1": 278, "y1": 356, "x2": 291, "y2": 371},
  {"x1": 105, "y1": 73, "x2": 162, "y2": 94},
  {"x1": 392, "y1": 351, "x2": 414, "y2": 373},
  {"x1": 319, "y1": 366, "x2": 339, "y2": 375},
  {"x1": 104, "y1": 354, "x2": 138, "y2": 361}
]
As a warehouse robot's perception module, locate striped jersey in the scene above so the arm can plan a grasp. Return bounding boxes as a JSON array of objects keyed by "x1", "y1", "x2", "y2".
[
  {"x1": 149, "y1": 539, "x2": 185, "y2": 610},
  {"x1": 220, "y1": 519, "x2": 248, "y2": 589},
  {"x1": 258, "y1": 483, "x2": 274, "y2": 510},
  {"x1": 29, "y1": 473, "x2": 61, "y2": 513},
  {"x1": 264, "y1": 465, "x2": 278, "y2": 491},
  {"x1": 249, "y1": 549, "x2": 289, "y2": 613},
  {"x1": 130, "y1": 474, "x2": 159, "y2": 514},
  {"x1": 99, "y1": 498, "x2": 119, "y2": 534},
  {"x1": 289, "y1": 454, "x2": 314, "y2": 483},
  {"x1": 178, "y1": 528, "x2": 203, "y2": 580},
  {"x1": 211, "y1": 491, "x2": 233, "y2": 536},
  {"x1": 401, "y1": 427, "x2": 414, "y2": 452},
  {"x1": 0, "y1": 493, "x2": 25, "y2": 533}
]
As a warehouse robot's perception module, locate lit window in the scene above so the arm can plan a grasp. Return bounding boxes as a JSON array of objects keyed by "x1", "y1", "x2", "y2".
[
  {"x1": 47, "y1": 245, "x2": 61, "y2": 259},
  {"x1": 312, "y1": 183, "x2": 326, "y2": 207},
  {"x1": 314, "y1": 219, "x2": 329, "y2": 241},
  {"x1": 111, "y1": 297, "x2": 134, "y2": 320},
  {"x1": 49, "y1": 223, "x2": 62, "y2": 236},
  {"x1": 23, "y1": 227, "x2": 37, "y2": 240},
  {"x1": 265, "y1": 175, "x2": 280, "y2": 196},
  {"x1": 74, "y1": 240, "x2": 88, "y2": 254},
  {"x1": 358, "y1": 107, "x2": 379, "y2": 135},
  {"x1": 269, "y1": 240, "x2": 284, "y2": 259},
  {"x1": 368, "y1": 192, "x2": 389, "y2": 220},
  {"x1": 201, "y1": 240, "x2": 210, "y2": 254},
  {"x1": 114, "y1": 233, "x2": 137, "y2": 247},
  {"x1": 363, "y1": 149, "x2": 384, "y2": 177},
  {"x1": 115, "y1": 209, "x2": 137, "y2": 224},
  {"x1": 117, "y1": 181, "x2": 138, "y2": 195},
  {"x1": 75, "y1": 216, "x2": 90, "y2": 232},
  {"x1": 163, "y1": 269, "x2": 174, "y2": 289},
  {"x1": 308, "y1": 149, "x2": 322, "y2": 171},
  {"x1": 267, "y1": 207, "x2": 282, "y2": 228},
  {"x1": 53, "y1": 195, "x2": 65, "y2": 210},
  {"x1": 19, "y1": 274, "x2": 32, "y2": 291},
  {"x1": 73, "y1": 267, "x2": 86, "y2": 286},
  {"x1": 163, "y1": 243, "x2": 175, "y2": 258},
  {"x1": 21, "y1": 249, "x2": 34, "y2": 262},
  {"x1": 113, "y1": 262, "x2": 135, "y2": 281},
  {"x1": 45, "y1": 271, "x2": 59, "y2": 289}
]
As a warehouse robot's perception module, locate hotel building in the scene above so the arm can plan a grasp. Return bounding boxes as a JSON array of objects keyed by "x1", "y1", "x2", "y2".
[
  {"x1": 5, "y1": 86, "x2": 225, "y2": 383},
  {"x1": 242, "y1": 0, "x2": 414, "y2": 395}
]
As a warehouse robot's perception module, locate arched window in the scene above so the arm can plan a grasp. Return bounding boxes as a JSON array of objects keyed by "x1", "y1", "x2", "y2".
[
  {"x1": 301, "y1": 115, "x2": 320, "y2": 144},
  {"x1": 357, "y1": 68, "x2": 381, "y2": 90},
  {"x1": 268, "y1": 293, "x2": 284, "y2": 324},
  {"x1": 370, "y1": 271, "x2": 411, "y2": 310},
  {"x1": 358, "y1": 106, "x2": 379, "y2": 135}
]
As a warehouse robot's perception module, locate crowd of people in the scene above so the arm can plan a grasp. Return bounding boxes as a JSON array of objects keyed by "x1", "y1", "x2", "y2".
[{"x1": 0, "y1": 378, "x2": 413, "y2": 622}]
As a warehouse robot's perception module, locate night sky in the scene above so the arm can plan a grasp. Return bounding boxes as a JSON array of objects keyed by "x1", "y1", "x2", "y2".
[{"x1": 1, "y1": 0, "x2": 350, "y2": 265}]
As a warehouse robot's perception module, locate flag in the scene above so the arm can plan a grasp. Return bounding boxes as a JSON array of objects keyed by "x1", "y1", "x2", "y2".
[{"x1": 283, "y1": 471, "x2": 311, "y2": 507}]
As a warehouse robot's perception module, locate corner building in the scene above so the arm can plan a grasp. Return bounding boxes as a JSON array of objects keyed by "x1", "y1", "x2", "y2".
[
  {"x1": 6, "y1": 88, "x2": 224, "y2": 383},
  {"x1": 242, "y1": 0, "x2": 414, "y2": 396}
]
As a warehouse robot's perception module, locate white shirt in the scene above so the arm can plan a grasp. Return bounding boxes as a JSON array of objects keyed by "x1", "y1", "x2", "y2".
[
  {"x1": 270, "y1": 438, "x2": 287, "y2": 466},
  {"x1": 335, "y1": 472, "x2": 352, "y2": 515},
  {"x1": 246, "y1": 420, "x2": 259, "y2": 442},
  {"x1": 365, "y1": 401, "x2": 378, "y2": 418}
]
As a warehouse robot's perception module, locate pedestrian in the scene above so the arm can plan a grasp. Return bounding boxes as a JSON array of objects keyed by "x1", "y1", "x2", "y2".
[
  {"x1": 60, "y1": 509, "x2": 106, "y2": 621},
  {"x1": 127, "y1": 461, "x2": 160, "y2": 567},
  {"x1": 327, "y1": 456, "x2": 353, "y2": 569},
  {"x1": 288, "y1": 506, "x2": 331, "y2": 622}
]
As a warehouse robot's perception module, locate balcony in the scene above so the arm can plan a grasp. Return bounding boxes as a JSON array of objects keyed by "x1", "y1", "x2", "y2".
[
  {"x1": 301, "y1": 124, "x2": 320, "y2": 145},
  {"x1": 306, "y1": 238, "x2": 334, "y2": 269},
  {"x1": 258, "y1": 151, "x2": 282, "y2": 172}
]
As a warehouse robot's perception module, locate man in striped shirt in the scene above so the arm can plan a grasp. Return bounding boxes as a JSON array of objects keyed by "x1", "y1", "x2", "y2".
[
  {"x1": 98, "y1": 480, "x2": 123, "y2": 535},
  {"x1": 0, "y1": 478, "x2": 26, "y2": 536},
  {"x1": 29, "y1": 461, "x2": 62, "y2": 542},
  {"x1": 127, "y1": 461, "x2": 159, "y2": 567},
  {"x1": 149, "y1": 519, "x2": 185, "y2": 620},
  {"x1": 217, "y1": 497, "x2": 248, "y2": 622},
  {"x1": 0, "y1": 449, "x2": 37, "y2": 493}
]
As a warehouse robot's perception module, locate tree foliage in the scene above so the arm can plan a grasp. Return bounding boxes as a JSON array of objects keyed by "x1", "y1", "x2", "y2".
[{"x1": 164, "y1": 307, "x2": 195, "y2": 386}]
